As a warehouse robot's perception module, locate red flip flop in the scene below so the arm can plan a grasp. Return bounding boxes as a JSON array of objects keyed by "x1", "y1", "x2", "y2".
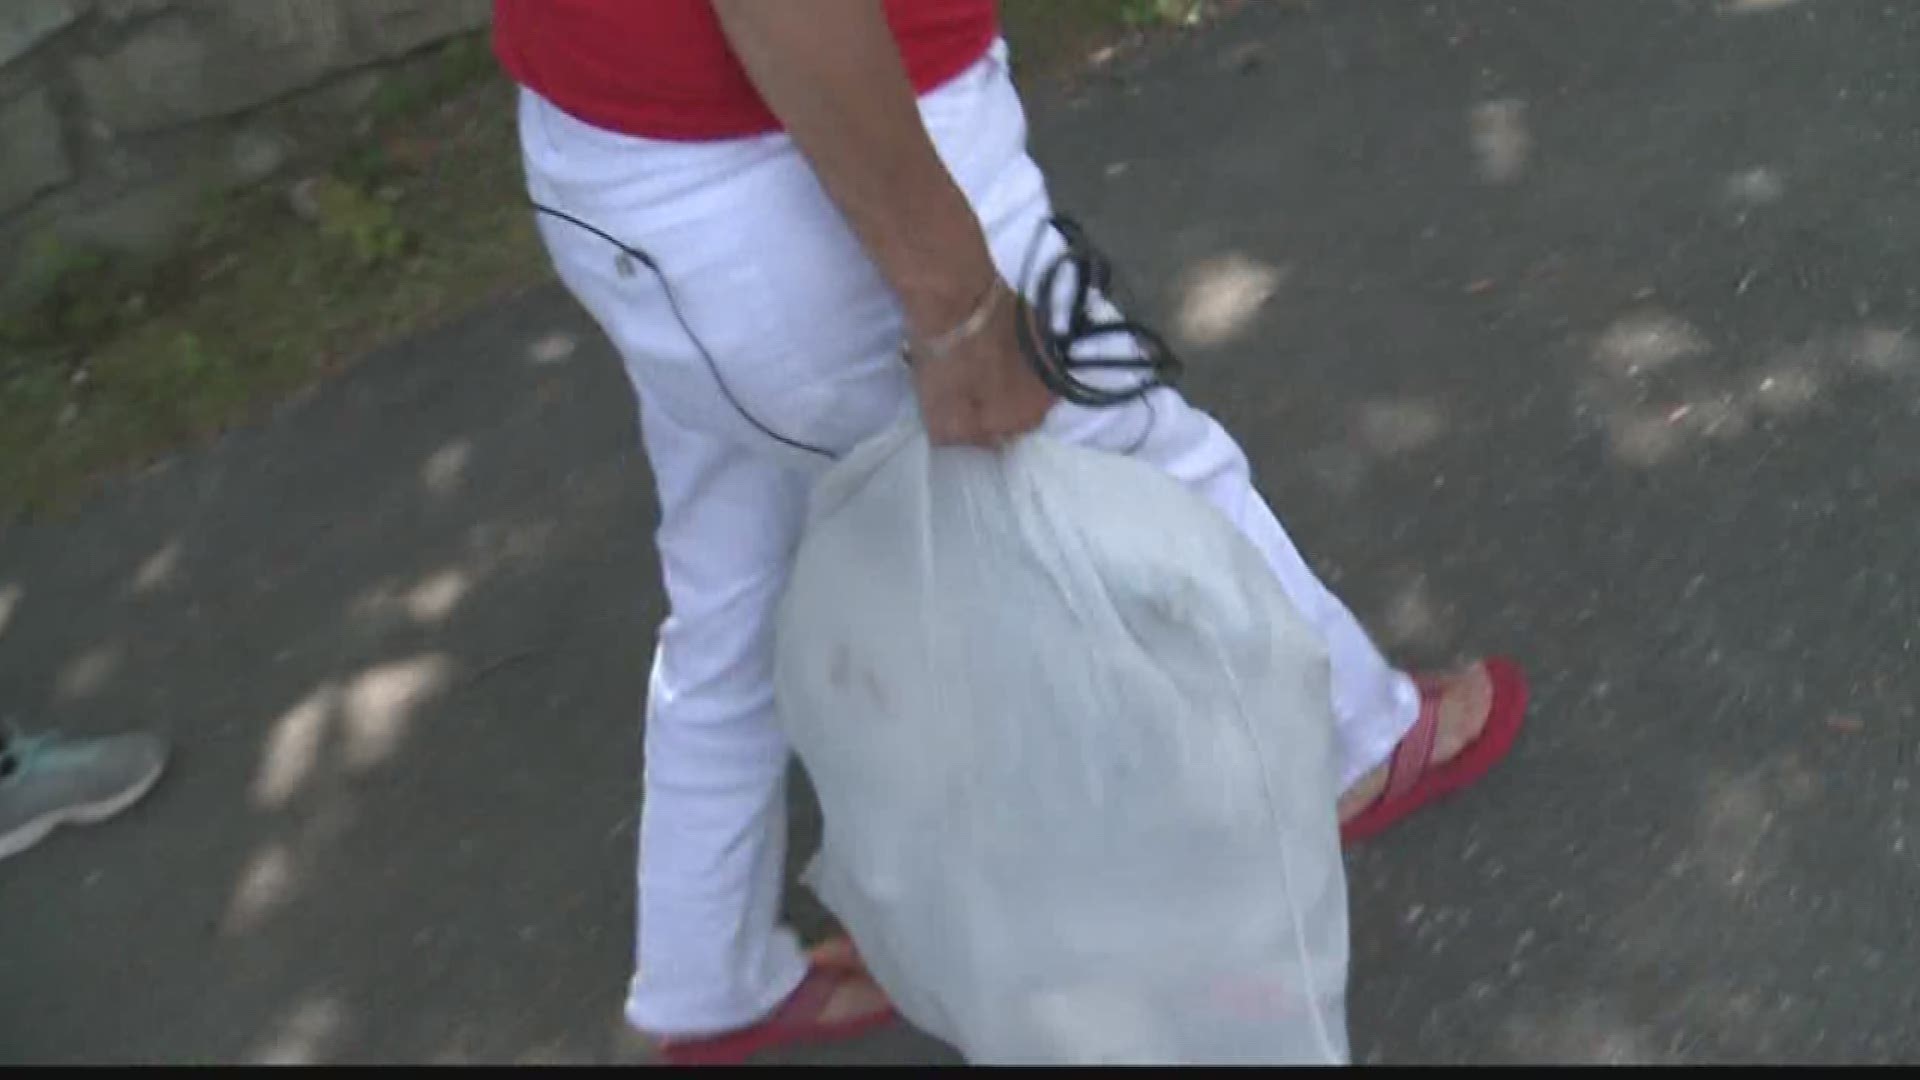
[
  {"x1": 1340, "y1": 656, "x2": 1529, "y2": 847},
  {"x1": 655, "y1": 937, "x2": 897, "y2": 1066}
]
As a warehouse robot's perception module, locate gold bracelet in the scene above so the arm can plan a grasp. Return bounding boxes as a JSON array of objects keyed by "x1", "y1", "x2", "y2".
[{"x1": 905, "y1": 278, "x2": 1006, "y2": 363}]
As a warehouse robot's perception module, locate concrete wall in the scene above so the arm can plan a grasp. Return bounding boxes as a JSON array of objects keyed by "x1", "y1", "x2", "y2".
[{"x1": 0, "y1": 0, "x2": 491, "y2": 305}]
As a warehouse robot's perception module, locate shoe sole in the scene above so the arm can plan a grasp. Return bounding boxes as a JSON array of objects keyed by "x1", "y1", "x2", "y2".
[{"x1": 0, "y1": 757, "x2": 167, "y2": 863}]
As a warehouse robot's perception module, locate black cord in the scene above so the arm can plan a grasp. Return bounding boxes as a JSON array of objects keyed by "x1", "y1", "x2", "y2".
[
  {"x1": 532, "y1": 202, "x2": 838, "y2": 459},
  {"x1": 1015, "y1": 215, "x2": 1183, "y2": 409},
  {"x1": 531, "y1": 203, "x2": 1180, "y2": 458}
]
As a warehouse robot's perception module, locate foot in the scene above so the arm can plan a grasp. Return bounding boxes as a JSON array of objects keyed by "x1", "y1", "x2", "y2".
[
  {"x1": 1337, "y1": 657, "x2": 1529, "y2": 846},
  {"x1": 653, "y1": 937, "x2": 896, "y2": 1065},
  {"x1": 1338, "y1": 662, "x2": 1494, "y2": 824},
  {"x1": 0, "y1": 730, "x2": 169, "y2": 862},
  {"x1": 763, "y1": 935, "x2": 892, "y2": 1027},
  {"x1": 783, "y1": 962, "x2": 892, "y2": 1028}
]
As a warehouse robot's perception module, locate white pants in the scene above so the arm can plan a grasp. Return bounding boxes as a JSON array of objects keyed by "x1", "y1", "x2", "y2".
[{"x1": 518, "y1": 42, "x2": 1419, "y2": 1040}]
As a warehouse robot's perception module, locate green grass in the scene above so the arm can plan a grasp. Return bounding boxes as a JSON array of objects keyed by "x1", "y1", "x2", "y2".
[{"x1": 0, "y1": 2, "x2": 1222, "y2": 520}]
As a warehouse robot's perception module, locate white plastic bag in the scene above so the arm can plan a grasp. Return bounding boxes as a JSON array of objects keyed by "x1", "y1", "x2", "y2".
[{"x1": 774, "y1": 419, "x2": 1351, "y2": 1065}]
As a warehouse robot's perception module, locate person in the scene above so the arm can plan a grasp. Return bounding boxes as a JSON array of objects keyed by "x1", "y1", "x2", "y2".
[
  {"x1": 0, "y1": 725, "x2": 169, "y2": 862},
  {"x1": 493, "y1": 0, "x2": 1529, "y2": 1064}
]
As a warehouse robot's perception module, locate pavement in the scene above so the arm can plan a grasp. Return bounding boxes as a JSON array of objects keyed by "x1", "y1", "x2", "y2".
[{"x1": 4, "y1": 0, "x2": 1918, "y2": 1064}]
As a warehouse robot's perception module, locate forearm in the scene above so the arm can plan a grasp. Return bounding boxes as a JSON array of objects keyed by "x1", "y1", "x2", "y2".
[{"x1": 711, "y1": 0, "x2": 1000, "y2": 342}]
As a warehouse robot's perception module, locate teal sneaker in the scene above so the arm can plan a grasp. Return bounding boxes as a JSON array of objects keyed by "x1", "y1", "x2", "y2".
[{"x1": 0, "y1": 730, "x2": 168, "y2": 862}]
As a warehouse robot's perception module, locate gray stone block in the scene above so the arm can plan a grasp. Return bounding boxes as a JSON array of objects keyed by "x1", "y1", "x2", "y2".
[
  {"x1": 303, "y1": 68, "x2": 387, "y2": 119},
  {"x1": 60, "y1": 175, "x2": 198, "y2": 258},
  {"x1": 227, "y1": 124, "x2": 292, "y2": 186},
  {"x1": 0, "y1": 0, "x2": 80, "y2": 68},
  {"x1": 94, "y1": 0, "x2": 176, "y2": 23},
  {"x1": 342, "y1": 0, "x2": 491, "y2": 60},
  {"x1": 72, "y1": 6, "x2": 349, "y2": 133},
  {"x1": 4, "y1": 0, "x2": 499, "y2": 303},
  {"x1": 0, "y1": 87, "x2": 70, "y2": 215}
]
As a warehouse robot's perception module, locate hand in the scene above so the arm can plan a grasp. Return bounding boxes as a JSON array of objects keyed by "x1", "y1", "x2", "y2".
[{"x1": 911, "y1": 285, "x2": 1055, "y2": 448}]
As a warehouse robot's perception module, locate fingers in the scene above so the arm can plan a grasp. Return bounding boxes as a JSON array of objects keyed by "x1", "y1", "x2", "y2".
[
  {"x1": 913, "y1": 304, "x2": 1057, "y2": 448},
  {"x1": 984, "y1": 370, "x2": 1056, "y2": 446},
  {"x1": 978, "y1": 403, "x2": 1049, "y2": 448},
  {"x1": 923, "y1": 411, "x2": 968, "y2": 446},
  {"x1": 921, "y1": 390, "x2": 979, "y2": 446},
  {"x1": 926, "y1": 392, "x2": 1049, "y2": 448}
]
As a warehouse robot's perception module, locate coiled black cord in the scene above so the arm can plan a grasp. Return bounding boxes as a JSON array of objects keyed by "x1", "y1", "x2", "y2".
[{"x1": 1015, "y1": 215, "x2": 1184, "y2": 408}]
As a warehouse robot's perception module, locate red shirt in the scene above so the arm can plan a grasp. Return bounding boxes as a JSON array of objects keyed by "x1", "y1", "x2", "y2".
[{"x1": 493, "y1": 0, "x2": 1000, "y2": 142}]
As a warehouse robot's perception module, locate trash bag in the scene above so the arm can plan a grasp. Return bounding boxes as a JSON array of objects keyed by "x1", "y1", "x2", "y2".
[{"x1": 774, "y1": 418, "x2": 1352, "y2": 1065}]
